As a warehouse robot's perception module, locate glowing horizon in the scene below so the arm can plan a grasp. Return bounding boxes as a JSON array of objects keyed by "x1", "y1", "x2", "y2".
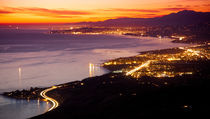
[{"x1": 0, "y1": 0, "x2": 209, "y2": 23}]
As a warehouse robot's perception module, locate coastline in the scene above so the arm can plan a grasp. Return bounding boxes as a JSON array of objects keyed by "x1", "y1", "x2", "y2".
[
  {"x1": 1, "y1": 29, "x2": 207, "y2": 119},
  {"x1": 0, "y1": 9, "x2": 209, "y2": 119},
  {"x1": 31, "y1": 43, "x2": 210, "y2": 118},
  {"x1": 1, "y1": 37, "x2": 190, "y2": 100},
  {"x1": 2, "y1": 43, "x2": 209, "y2": 118}
]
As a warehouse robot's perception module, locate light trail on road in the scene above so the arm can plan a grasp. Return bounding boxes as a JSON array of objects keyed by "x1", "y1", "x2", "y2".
[
  {"x1": 40, "y1": 86, "x2": 59, "y2": 111},
  {"x1": 126, "y1": 60, "x2": 151, "y2": 76}
]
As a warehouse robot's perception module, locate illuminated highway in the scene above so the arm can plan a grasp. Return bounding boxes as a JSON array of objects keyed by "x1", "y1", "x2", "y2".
[
  {"x1": 40, "y1": 86, "x2": 59, "y2": 111},
  {"x1": 126, "y1": 60, "x2": 151, "y2": 76}
]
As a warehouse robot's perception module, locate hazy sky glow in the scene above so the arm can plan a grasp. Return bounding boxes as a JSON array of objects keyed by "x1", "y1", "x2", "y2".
[{"x1": 0, "y1": 0, "x2": 210, "y2": 23}]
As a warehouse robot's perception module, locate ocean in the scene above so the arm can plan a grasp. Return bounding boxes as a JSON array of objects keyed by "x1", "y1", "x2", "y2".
[{"x1": 0, "y1": 25, "x2": 188, "y2": 119}]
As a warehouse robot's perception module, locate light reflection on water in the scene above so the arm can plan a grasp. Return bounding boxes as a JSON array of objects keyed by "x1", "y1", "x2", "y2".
[
  {"x1": 0, "y1": 95, "x2": 49, "y2": 119},
  {"x1": 89, "y1": 63, "x2": 101, "y2": 77},
  {"x1": 0, "y1": 28, "x2": 189, "y2": 119},
  {"x1": 18, "y1": 67, "x2": 22, "y2": 88},
  {"x1": 0, "y1": 50, "x2": 109, "y2": 93}
]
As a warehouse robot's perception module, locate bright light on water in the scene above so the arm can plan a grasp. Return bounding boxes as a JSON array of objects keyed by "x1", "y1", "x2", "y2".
[{"x1": 0, "y1": 28, "x2": 189, "y2": 119}]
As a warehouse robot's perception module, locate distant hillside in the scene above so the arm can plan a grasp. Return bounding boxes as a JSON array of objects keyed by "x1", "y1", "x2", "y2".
[{"x1": 75, "y1": 10, "x2": 210, "y2": 26}]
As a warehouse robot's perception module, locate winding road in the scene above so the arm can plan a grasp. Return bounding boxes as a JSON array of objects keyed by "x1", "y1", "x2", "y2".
[{"x1": 40, "y1": 86, "x2": 59, "y2": 111}]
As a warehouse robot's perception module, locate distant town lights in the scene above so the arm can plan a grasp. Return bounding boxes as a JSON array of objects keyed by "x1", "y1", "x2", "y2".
[{"x1": 179, "y1": 37, "x2": 185, "y2": 40}]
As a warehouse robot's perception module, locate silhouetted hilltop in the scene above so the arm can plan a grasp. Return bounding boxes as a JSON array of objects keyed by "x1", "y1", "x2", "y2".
[
  {"x1": 75, "y1": 10, "x2": 210, "y2": 26},
  {"x1": 157, "y1": 10, "x2": 210, "y2": 25}
]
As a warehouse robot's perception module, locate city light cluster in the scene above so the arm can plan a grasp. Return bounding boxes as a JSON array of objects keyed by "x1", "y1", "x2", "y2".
[{"x1": 103, "y1": 45, "x2": 209, "y2": 78}]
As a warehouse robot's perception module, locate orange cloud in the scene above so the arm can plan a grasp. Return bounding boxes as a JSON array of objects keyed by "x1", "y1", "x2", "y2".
[
  {"x1": 96, "y1": 7, "x2": 189, "y2": 18},
  {"x1": 98, "y1": 7, "x2": 190, "y2": 14},
  {"x1": 0, "y1": 4, "x2": 208, "y2": 24},
  {"x1": 0, "y1": 9, "x2": 14, "y2": 14},
  {"x1": 102, "y1": 8, "x2": 160, "y2": 13},
  {"x1": 203, "y1": 4, "x2": 210, "y2": 7},
  {"x1": 0, "y1": 7, "x2": 93, "y2": 18},
  {"x1": 160, "y1": 7, "x2": 188, "y2": 11}
]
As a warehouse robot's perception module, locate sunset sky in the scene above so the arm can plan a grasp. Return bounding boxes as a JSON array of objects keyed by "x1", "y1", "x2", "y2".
[{"x1": 0, "y1": 0, "x2": 210, "y2": 23}]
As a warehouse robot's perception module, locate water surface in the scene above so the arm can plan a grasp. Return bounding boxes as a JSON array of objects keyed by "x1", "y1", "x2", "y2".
[{"x1": 0, "y1": 27, "x2": 189, "y2": 119}]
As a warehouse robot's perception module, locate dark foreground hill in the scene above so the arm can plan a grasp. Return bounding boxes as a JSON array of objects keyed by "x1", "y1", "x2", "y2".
[
  {"x1": 32, "y1": 46, "x2": 210, "y2": 119},
  {"x1": 32, "y1": 73, "x2": 210, "y2": 119}
]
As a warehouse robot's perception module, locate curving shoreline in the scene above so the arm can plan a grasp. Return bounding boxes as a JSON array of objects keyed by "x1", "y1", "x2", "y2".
[
  {"x1": 3, "y1": 44, "x2": 209, "y2": 118},
  {"x1": 33, "y1": 44, "x2": 209, "y2": 118},
  {"x1": 2, "y1": 86, "x2": 60, "y2": 112}
]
